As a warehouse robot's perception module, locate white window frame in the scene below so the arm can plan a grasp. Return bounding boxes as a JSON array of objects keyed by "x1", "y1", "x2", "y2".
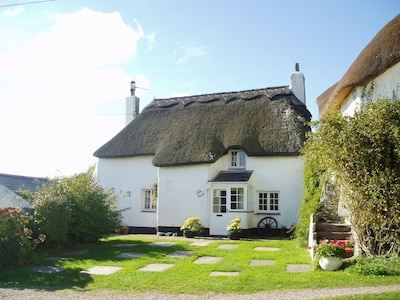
[
  {"x1": 143, "y1": 189, "x2": 156, "y2": 211},
  {"x1": 212, "y1": 186, "x2": 247, "y2": 212},
  {"x1": 257, "y1": 191, "x2": 279, "y2": 213},
  {"x1": 230, "y1": 150, "x2": 246, "y2": 169}
]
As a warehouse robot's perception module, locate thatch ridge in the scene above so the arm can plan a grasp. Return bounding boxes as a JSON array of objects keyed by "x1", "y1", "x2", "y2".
[
  {"x1": 317, "y1": 14, "x2": 400, "y2": 115},
  {"x1": 94, "y1": 87, "x2": 311, "y2": 167}
]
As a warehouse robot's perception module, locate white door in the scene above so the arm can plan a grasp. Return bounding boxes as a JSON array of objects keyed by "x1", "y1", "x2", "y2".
[{"x1": 210, "y1": 188, "x2": 231, "y2": 235}]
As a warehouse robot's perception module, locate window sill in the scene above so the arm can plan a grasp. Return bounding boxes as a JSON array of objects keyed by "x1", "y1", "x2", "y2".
[
  {"x1": 141, "y1": 210, "x2": 156, "y2": 213},
  {"x1": 254, "y1": 212, "x2": 281, "y2": 215}
]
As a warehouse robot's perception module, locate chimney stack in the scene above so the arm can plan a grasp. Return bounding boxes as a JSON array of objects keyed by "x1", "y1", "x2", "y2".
[
  {"x1": 289, "y1": 63, "x2": 306, "y2": 105},
  {"x1": 126, "y1": 80, "x2": 140, "y2": 124}
]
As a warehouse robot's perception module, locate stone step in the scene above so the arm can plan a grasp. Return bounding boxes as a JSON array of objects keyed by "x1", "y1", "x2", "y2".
[
  {"x1": 316, "y1": 231, "x2": 352, "y2": 241},
  {"x1": 316, "y1": 223, "x2": 351, "y2": 232}
]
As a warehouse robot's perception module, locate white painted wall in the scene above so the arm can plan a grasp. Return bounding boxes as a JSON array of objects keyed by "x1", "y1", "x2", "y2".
[
  {"x1": 247, "y1": 156, "x2": 304, "y2": 229},
  {"x1": 96, "y1": 156, "x2": 157, "y2": 228},
  {"x1": 157, "y1": 164, "x2": 210, "y2": 229},
  {"x1": 341, "y1": 62, "x2": 400, "y2": 116}
]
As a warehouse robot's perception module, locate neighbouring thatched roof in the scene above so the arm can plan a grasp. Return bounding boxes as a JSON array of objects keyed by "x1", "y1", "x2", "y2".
[
  {"x1": 94, "y1": 86, "x2": 311, "y2": 167},
  {"x1": 317, "y1": 13, "x2": 400, "y2": 116}
]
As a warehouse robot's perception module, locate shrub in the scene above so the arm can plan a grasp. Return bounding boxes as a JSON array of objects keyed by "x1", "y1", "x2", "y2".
[
  {"x1": 180, "y1": 217, "x2": 204, "y2": 233},
  {"x1": 347, "y1": 256, "x2": 400, "y2": 276},
  {"x1": 314, "y1": 239, "x2": 348, "y2": 259},
  {"x1": 31, "y1": 167, "x2": 122, "y2": 247},
  {"x1": 227, "y1": 217, "x2": 242, "y2": 233},
  {"x1": 0, "y1": 207, "x2": 45, "y2": 271}
]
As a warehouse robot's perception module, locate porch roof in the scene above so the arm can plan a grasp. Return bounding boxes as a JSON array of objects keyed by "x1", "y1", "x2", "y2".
[{"x1": 210, "y1": 170, "x2": 253, "y2": 182}]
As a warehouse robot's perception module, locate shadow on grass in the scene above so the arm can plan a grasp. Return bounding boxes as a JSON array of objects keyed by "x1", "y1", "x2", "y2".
[{"x1": 0, "y1": 236, "x2": 194, "y2": 291}]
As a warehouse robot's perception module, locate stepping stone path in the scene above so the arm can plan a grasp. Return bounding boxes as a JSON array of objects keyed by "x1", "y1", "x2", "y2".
[
  {"x1": 149, "y1": 242, "x2": 176, "y2": 247},
  {"x1": 190, "y1": 240, "x2": 212, "y2": 246},
  {"x1": 286, "y1": 264, "x2": 311, "y2": 272},
  {"x1": 113, "y1": 243, "x2": 138, "y2": 247},
  {"x1": 80, "y1": 266, "x2": 122, "y2": 275},
  {"x1": 194, "y1": 256, "x2": 223, "y2": 264},
  {"x1": 250, "y1": 259, "x2": 276, "y2": 266},
  {"x1": 209, "y1": 271, "x2": 239, "y2": 277},
  {"x1": 117, "y1": 252, "x2": 144, "y2": 259},
  {"x1": 138, "y1": 263, "x2": 174, "y2": 272},
  {"x1": 254, "y1": 247, "x2": 280, "y2": 251},
  {"x1": 31, "y1": 239, "x2": 311, "y2": 276},
  {"x1": 166, "y1": 250, "x2": 194, "y2": 258},
  {"x1": 217, "y1": 244, "x2": 238, "y2": 250},
  {"x1": 31, "y1": 266, "x2": 64, "y2": 273}
]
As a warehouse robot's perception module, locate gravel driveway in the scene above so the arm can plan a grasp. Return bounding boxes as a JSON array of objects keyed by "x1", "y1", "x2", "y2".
[{"x1": 1, "y1": 285, "x2": 400, "y2": 300}]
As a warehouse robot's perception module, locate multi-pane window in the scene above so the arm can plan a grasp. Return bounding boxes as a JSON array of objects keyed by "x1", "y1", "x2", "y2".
[
  {"x1": 230, "y1": 187, "x2": 244, "y2": 210},
  {"x1": 230, "y1": 150, "x2": 246, "y2": 168},
  {"x1": 144, "y1": 189, "x2": 156, "y2": 211},
  {"x1": 213, "y1": 189, "x2": 227, "y2": 213},
  {"x1": 258, "y1": 192, "x2": 279, "y2": 212}
]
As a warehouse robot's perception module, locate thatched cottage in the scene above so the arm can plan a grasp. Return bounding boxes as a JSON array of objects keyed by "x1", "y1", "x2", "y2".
[
  {"x1": 317, "y1": 13, "x2": 400, "y2": 117},
  {"x1": 94, "y1": 65, "x2": 311, "y2": 236}
]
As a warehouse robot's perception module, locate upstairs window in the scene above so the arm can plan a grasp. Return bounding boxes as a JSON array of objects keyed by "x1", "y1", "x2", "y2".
[{"x1": 230, "y1": 150, "x2": 246, "y2": 169}]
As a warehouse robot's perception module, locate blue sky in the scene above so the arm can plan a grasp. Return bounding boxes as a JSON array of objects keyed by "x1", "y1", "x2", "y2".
[{"x1": 0, "y1": 0, "x2": 399, "y2": 177}]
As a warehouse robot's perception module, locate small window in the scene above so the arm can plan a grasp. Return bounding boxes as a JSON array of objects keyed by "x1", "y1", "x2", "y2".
[
  {"x1": 258, "y1": 192, "x2": 279, "y2": 212},
  {"x1": 143, "y1": 189, "x2": 156, "y2": 211},
  {"x1": 230, "y1": 187, "x2": 244, "y2": 210},
  {"x1": 230, "y1": 150, "x2": 246, "y2": 168}
]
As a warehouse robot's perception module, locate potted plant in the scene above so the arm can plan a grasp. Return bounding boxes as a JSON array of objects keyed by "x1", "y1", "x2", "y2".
[
  {"x1": 120, "y1": 223, "x2": 130, "y2": 234},
  {"x1": 180, "y1": 217, "x2": 204, "y2": 238},
  {"x1": 227, "y1": 217, "x2": 242, "y2": 240},
  {"x1": 314, "y1": 239, "x2": 348, "y2": 271}
]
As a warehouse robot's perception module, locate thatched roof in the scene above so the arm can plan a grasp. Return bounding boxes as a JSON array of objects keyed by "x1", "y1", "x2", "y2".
[
  {"x1": 94, "y1": 86, "x2": 311, "y2": 167},
  {"x1": 317, "y1": 14, "x2": 400, "y2": 116}
]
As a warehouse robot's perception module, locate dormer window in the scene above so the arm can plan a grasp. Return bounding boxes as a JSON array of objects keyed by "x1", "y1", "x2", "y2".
[{"x1": 230, "y1": 150, "x2": 246, "y2": 169}]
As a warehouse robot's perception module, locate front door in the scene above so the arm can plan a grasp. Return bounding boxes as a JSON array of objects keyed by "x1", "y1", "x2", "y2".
[{"x1": 210, "y1": 189, "x2": 230, "y2": 235}]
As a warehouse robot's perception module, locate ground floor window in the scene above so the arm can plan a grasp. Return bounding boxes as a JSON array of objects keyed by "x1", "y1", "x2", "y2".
[
  {"x1": 143, "y1": 189, "x2": 156, "y2": 211},
  {"x1": 258, "y1": 191, "x2": 279, "y2": 212},
  {"x1": 212, "y1": 187, "x2": 246, "y2": 212}
]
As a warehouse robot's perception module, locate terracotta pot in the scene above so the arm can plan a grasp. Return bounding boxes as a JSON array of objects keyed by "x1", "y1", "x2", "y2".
[
  {"x1": 121, "y1": 227, "x2": 130, "y2": 234},
  {"x1": 319, "y1": 257, "x2": 343, "y2": 271}
]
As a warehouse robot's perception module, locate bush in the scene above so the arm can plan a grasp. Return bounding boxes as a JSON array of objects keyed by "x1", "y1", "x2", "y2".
[
  {"x1": 347, "y1": 256, "x2": 400, "y2": 276},
  {"x1": 31, "y1": 167, "x2": 121, "y2": 247},
  {"x1": 0, "y1": 207, "x2": 45, "y2": 271}
]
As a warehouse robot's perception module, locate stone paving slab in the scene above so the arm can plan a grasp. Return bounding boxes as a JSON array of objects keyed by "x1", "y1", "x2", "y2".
[
  {"x1": 31, "y1": 266, "x2": 65, "y2": 273},
  {"x1": 190, "y1": 240, "x2": 212, "y2": 246},
  {"x1": 138, "y1": 263, "x2": 174, "y2": 272},
  {"x1": 286, "y1": 264, "x2": 311, "y2": 272},
  {"x1": 209, "y1": 271, "x2": 239, "y2": 276},
  {"x1": 217, "y1": 244, "x2": 239, "y2": 250},
  {"x1": 64, "y1": 249, "x2": 90, "y2": 255},
  {"x1": 113, "y1": 243, "x2": 138, "y2": 247},
  {"x1": 149, "y1": 242, "x2": 176, "y2": 247},
  {"x1": 250, "y1": 259, "x2": 276, "y2": 266},
  {"x1": 194, "y1": 256, "x2": 223, "y2": 264},
  {"x1": 80, "y1": 266, "x2": 122, "y2": 275},
  {"x1": 254, "y1": 247, "x2": 280, "y2": 252},
  {"x1": 166, "y1": 250, "x2": 194, "y2": 258},
  {"x1": 117, "y1": 252, "x2": 144, "y2": 259}
]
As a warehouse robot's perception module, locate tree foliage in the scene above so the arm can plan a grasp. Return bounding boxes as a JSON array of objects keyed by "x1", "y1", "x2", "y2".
[
  {"x1": 31, "y1": 167, "x2": 121, "y2": 247},
  {"x1": 303, "y1": 99, "x2": 400, "y2": 256}
]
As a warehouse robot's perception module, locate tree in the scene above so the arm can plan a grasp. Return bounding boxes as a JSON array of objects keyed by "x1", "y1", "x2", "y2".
[
  {"x1": 31, "y1": 167, "x2": 121, "y2": 247},
  {"x1": 302, "y1": 99, "x2": 400, "y2": 256}
]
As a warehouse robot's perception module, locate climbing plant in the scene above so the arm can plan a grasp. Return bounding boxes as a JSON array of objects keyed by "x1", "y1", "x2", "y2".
[{"x1": 300, "y1": 98, "x2": 400, "y2": 256}]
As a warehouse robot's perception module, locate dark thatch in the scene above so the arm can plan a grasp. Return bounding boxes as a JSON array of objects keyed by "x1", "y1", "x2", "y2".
[
  {"x1": 317, "y1": 13, "x2": 400, "y2": 116},
  {"x1": 94, "y1": 86, "x2": 311, "y2": 167}
]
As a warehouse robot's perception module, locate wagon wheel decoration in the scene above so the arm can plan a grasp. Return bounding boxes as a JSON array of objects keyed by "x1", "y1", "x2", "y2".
[{"x1": 257, "y1": 217, "x2": 278, "y2": 236}]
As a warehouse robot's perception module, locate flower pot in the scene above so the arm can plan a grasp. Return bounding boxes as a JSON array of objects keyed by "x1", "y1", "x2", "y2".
[
  {"x1": 319, "y1": 257, "x2": 343, "y2": 271},
  {"x1": 227, "y1": 231, "x2": 240, "y2": 240},
  {"x1": 183, "y1": 230, "x2": 195, "y2": 238},
  {"x1": 121, "y1": 227, "x2": 130, "y2": 234}
]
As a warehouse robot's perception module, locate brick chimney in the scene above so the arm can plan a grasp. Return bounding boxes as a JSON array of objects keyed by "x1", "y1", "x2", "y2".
[
  {"x1": 289, "y1": 63, "x2": 306, "y2": 105},
  {"x1": 126, "y1": 81, "x2": 140, "y2": 124}
]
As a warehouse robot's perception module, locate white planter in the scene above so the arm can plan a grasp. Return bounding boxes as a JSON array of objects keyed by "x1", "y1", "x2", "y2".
[{"x1": 319, "y1": 257, "x2": 343, "y2": 271}]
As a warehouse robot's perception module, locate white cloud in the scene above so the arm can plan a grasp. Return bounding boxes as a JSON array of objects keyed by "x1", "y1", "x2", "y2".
[
  {"x1": 0, "y1": 7, "x2": 150, "y2": 177},
  {"x1": 3, "y1": 6, "x2": 25, "y2": 17},
  {"x1": 175, "y1": 42, "x2": 206, "y2": 64}
]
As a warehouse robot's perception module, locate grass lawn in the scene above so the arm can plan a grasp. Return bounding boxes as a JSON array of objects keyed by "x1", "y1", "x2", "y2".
[{"x1": 0, "y1": 236, "x2": 399, "y2": 295}]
